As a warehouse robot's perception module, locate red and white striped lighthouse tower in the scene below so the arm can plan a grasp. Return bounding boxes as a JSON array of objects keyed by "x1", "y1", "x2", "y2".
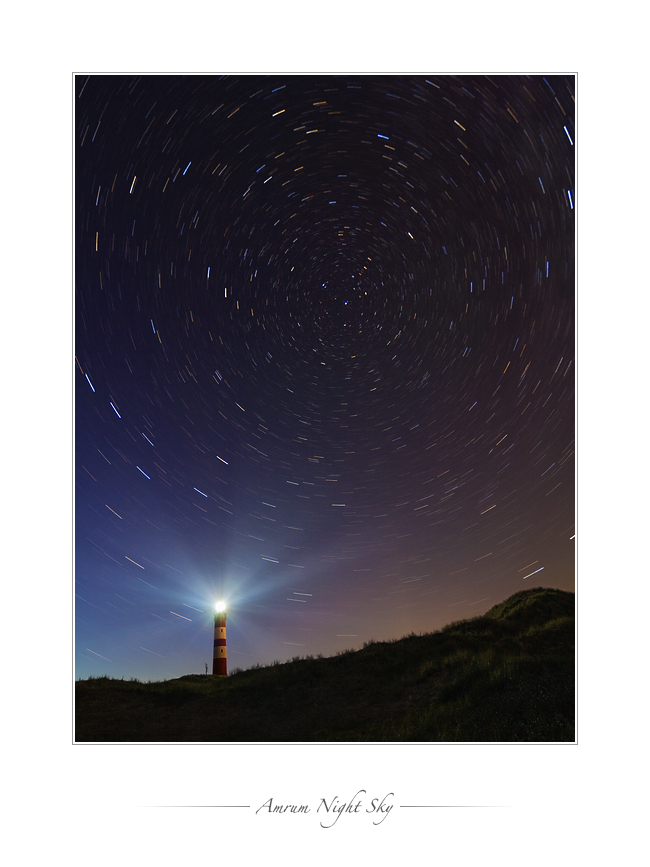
[{"x1": 213, "y1": 601, "x2": 227, "y2": 676}]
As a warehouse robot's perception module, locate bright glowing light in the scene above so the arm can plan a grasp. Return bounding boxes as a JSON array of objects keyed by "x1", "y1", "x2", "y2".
[{"x1": 215, "y1": 600, "x2": 226, "y2": 612}]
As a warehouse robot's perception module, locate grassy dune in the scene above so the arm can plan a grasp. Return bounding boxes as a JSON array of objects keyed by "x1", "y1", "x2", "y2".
[{"x1": 75, "y1": 586, "x2": 575, "y2": 742}]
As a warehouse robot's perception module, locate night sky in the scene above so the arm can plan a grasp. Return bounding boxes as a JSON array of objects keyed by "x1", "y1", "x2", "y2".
[{"x1": 75, "y1": 74, "x2": 575, "y2": 682}]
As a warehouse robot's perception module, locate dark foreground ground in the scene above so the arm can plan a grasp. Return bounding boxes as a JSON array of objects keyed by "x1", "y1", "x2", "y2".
[{"x1": 75, "y1": 586, "x2": 575, "y2": 742}]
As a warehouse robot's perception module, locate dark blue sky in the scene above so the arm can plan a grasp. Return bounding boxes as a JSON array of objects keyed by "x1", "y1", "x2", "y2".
[{"x1": 75, "y1": 74, "x2": 574, "y2": 681}]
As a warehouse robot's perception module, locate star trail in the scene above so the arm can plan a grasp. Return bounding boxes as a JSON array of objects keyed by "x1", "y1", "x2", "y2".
[{"x1": 75, "y1": 74, "x2": 575, "y2": 681}]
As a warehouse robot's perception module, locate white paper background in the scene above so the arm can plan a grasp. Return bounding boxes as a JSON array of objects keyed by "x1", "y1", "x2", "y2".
[{"x1": 6, "y1": 4, "x2": 646, "y2": 864}]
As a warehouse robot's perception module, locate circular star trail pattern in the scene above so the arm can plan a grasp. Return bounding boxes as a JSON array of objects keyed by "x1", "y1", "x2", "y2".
[{"x1": 75, "y1": 74, "x2": 575, "y2": 680}]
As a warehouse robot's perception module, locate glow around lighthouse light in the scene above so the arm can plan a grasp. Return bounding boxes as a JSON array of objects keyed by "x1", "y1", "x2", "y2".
[{"x1": 215, "y1": 600, "x2": 226, "y2": 613}]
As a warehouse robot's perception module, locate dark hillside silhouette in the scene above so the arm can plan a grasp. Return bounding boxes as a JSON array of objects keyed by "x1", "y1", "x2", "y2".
[{"x1": 75, "y1": 587, "x2": 575, "y2": 742}]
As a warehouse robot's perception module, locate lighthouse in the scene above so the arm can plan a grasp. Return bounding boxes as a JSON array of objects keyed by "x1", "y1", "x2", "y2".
[{"x1": 213, "y1": 601, "x2": 227, "y2": 676}]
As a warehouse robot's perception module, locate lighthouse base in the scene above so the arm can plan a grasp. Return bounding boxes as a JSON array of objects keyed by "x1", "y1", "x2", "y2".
[{"x1": 212, "y1": 658, "x2": 227, "y2": 677}]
